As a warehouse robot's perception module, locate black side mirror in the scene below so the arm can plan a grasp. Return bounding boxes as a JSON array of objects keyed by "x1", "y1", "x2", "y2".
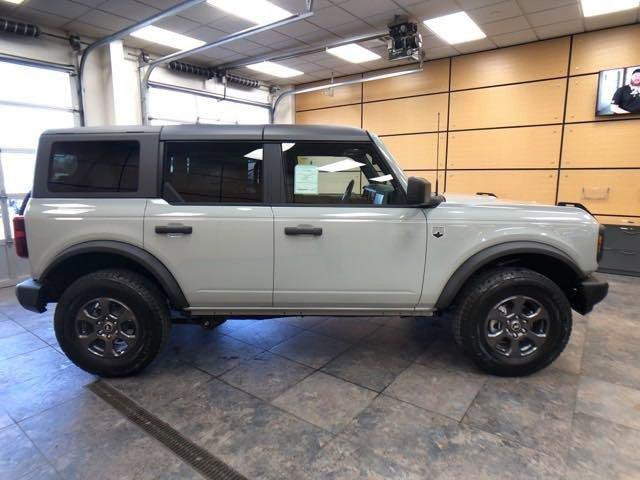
[{"x1": 407, "y1": 176, "x2": 431, "y2": 205}]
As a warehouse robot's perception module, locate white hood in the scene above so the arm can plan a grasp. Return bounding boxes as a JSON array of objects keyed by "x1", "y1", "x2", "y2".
[{"x1": 442, "y1": 193, "x2": 545, "y2": 208}]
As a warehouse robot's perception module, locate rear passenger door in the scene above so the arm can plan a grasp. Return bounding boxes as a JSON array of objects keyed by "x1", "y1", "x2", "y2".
[{"x1": 143, "y1": 140, "x2": 274, "y2": 308}]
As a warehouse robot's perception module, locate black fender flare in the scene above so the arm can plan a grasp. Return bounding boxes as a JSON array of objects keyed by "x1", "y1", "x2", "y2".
[
  {"x1": 434, "y1": 241, "x2": 586, "y2": 310},
  {"x1": 40, "y1": 240, "x2": 189, "y2": 309}
]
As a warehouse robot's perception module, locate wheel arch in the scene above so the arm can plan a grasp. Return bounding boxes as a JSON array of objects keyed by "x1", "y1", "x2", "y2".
[
  {"x1": 435, "y1": 241, "x2": 587, "y2": 311},
  {"x1": 39, "y1": 240, "x2": 188, "y2": 310}
]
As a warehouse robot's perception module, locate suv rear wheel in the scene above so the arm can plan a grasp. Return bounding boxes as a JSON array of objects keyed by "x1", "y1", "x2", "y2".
[
  {"x1": 452, "y1": 268, "x2": 571, "y2": 376},
  {"x1": 54, "y1": 269, "x2": 171, "y2": 377}
]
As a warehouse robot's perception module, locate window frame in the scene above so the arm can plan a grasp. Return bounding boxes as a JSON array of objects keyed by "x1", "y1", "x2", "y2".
[
  {"x1": 160, "y1": 140, "x2": 276, "y2": 206},
  {"x1": 33, "y1": 133, "x2": 160, "y2": 198},
  {"x1": 274, "y1": 140, "x2": 410, "y2": 207}
]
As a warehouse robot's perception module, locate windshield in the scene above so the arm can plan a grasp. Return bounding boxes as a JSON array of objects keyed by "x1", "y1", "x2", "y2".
[{"x1": 369, "y1": 133, "x2": 408, "y2": 189}]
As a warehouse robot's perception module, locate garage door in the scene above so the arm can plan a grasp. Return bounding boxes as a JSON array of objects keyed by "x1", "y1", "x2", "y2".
[{"x1": 0, "y1": 60, "x2": 77, "y2": 287}]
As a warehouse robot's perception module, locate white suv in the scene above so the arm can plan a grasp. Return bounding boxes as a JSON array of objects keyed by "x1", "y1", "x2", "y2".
[{"x1": 14, "y1": 124, "x2": 608, "y2": 377}]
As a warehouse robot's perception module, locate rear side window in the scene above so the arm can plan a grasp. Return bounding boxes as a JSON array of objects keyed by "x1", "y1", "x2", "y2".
[
  {"x1": 163, "y1": 141, "x2": 263, "y2": 204},
  {"x1": 48, "y1": 141, "x2": 139, "y2": 193}
]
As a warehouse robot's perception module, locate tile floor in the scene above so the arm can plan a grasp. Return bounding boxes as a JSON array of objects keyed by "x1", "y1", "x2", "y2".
[{"x1": 1, "y1": 273, "x2": 639, "y2": 479}]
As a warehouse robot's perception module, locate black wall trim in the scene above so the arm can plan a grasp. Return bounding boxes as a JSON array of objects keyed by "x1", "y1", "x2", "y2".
[
  {"x1": 370, "y1": 116, "x2": 640, "y2": 138},
  {"x1": 443, "y1": 57, "x2": 452, "y2": 193},
  {"x1": 556, "y1": 35, "x2": 574, "y2": 204}
]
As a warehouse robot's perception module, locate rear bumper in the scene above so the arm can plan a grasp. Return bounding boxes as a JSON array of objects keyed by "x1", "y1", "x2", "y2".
[
  {"x1": 15, "y1": 279, "x2": 47, "y2": 313},
  {"x1": 571, "y1": 274, "x2": 608, "y2": 315}
]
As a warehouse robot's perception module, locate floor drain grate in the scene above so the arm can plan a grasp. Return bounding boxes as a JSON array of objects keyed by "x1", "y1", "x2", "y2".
[{"x1": 88, "y1": 380, "x2": 248, "y2": 480}]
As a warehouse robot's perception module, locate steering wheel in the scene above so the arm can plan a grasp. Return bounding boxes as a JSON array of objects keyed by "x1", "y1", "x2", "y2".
[{"x1": 342, "y1": 179, "x2": 355, "y2": 202}]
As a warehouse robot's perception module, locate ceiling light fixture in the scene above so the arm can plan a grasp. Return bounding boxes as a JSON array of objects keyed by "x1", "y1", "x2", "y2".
[
  {"x1": 326, "y1": 43, "x2": 381, "y2": 63},
  {"x1": 207, "y1": 0, "x2": 292, "y2": 24},
  {"x1": 580, "y1": 0, "x2": 639, "y2": 16},
  {"x1": 1, "y1": 0, "x2": 25, "y2": 4},
  {"x1": 423, "y1": 11, "x2": 486, "y2": 45},
  {"x1": 246, "y1": 61, "x2": 303, "y2": 78},
  {"x1": 130, "y1": 26, "x2": 205, "y2": 51}
]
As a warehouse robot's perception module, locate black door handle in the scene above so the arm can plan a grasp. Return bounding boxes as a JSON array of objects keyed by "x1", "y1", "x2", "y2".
[
  {"x1": 285, "y1": 225, "x2": 322, "y2": 236},
  {"x1": 155, "y1": 225, "x2": 193, "y2": 234}
]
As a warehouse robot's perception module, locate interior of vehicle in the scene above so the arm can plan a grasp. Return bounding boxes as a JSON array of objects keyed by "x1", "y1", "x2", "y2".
[{"x1": 283, "y1": 142, "x2": 406, "y2": 205}]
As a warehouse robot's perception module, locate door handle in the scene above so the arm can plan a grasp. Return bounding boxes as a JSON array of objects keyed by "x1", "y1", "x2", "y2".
[
  {"x1": 155, "y1": 225, "x2": 193, "y2": 235},
  {"x1": 284, "y1": 225, "x2": 322, "y2": 236}
]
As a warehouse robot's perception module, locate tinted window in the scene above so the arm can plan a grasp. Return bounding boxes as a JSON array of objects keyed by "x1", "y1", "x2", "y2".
[
  {"x1": 283, "y1": 142, "x2": 405, "y2": 205},
  {"x1": 164, "y1": 142, "x2": 263, "y2": 204},
  {"x1": 48, "y1": 141, "x2": 139, "y2": 193}
]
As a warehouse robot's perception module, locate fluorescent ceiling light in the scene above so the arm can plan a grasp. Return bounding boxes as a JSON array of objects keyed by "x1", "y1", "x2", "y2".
[
  {"x1": 207, "y1": 0, "x2": 292, "y2": 24},
  {"x1": 130, "y1": 26, "x2": 205, "y2": 51},
  {"x1": 2, "y1": 0, "x2": 25, "y2": 4},
  {"x1": 318, "y1": 159, "x2": 364, "y2": 173},
  {"x1": 580, "y1": 0, "x2": 639, "y2": 16},
  {"x1": 247, "y1": 61, "x2": 303, "y2": 78},
  {"x1": 326, "y1": 44, "x2": 381, "y2": 64},
  {"x1": 424, "y1": 11, "x2": 486, "y2": 45}
]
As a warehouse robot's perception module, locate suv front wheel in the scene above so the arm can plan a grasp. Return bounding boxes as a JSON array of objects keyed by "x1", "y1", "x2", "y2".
[
  {"x1": 54, "y1": 269, "x2": 171, "y2": 377},
  {"x1": 452, "y1": 268, "x2": 572, "y2": 376}
]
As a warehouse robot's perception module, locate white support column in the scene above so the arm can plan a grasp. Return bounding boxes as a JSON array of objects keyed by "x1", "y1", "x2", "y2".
[{"x1": 108, "y1": 40, "x2": 141, "y2": 125}]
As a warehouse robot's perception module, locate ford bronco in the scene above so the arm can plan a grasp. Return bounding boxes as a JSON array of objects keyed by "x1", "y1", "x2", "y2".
[{"x1": 14, "y1": 124, "x2": 608, "y2": 377}]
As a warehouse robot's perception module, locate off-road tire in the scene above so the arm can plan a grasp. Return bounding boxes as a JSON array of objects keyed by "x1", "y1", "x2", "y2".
[
  {"x1": 451, "y1": 267, "x2": 572, "y2": 376},
  {"x1": 54, "y1": 269, "x2": 171, "y2": 377}
]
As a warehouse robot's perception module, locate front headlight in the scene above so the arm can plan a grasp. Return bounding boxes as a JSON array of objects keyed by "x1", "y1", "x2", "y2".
[{"x1": 597, "y1": 225, "x2": 605, "y2": 263}]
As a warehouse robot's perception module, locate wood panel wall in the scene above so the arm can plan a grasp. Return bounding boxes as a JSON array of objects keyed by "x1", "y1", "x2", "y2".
[{"x1": 294, "y1": 23, "x2": 640, "y2": 225}]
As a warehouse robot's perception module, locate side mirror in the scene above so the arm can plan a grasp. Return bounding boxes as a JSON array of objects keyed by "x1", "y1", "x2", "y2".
[{"x1": 407, "y1": 176, "x2": 431, "y2": 205}]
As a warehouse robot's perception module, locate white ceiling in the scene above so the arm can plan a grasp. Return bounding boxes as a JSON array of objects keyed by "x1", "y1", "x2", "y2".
[{"x1": 1, "y1": 0, "x2": 639, "y2": 84}]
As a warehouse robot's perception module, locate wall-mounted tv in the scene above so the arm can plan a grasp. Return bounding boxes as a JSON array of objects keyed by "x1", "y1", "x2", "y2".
[
  {"x1": 596, "y1": 66, "x2": 640, "y2": 116},
  {"x1": 596, "y1": 65, "x2": 640, "y2": 115}
]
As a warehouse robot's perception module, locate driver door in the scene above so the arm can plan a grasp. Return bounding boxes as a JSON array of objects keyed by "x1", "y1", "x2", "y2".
[{"x1": 272, "y1": 141, "x2": 427, "y2": 309}]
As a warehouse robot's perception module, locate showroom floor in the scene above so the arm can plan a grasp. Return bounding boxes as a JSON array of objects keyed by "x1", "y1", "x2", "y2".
[{"x1": 1, "y1": 273, "x2": 639, "y2": 480}]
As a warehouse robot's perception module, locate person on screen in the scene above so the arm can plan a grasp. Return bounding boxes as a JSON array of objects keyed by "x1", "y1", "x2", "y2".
[{"x1": 611, "y1": 68, "x2": 640, "y2": 114}]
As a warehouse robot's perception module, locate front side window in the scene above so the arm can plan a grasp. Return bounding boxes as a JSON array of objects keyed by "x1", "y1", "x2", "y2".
[
  {"x1": 164, "y1": 141, "x2": 263, "y2": 204},
  {"x1": 283, "y1": 142, "x2": 405, "y2": 205},
  {"x1": 48, "y1": 141, "x2": 139, "y2": 193}
]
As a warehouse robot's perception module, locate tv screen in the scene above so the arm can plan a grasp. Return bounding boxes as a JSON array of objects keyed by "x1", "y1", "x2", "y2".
[{"x1": 596, "y1": 66, "x2": 640, "y2": 116}]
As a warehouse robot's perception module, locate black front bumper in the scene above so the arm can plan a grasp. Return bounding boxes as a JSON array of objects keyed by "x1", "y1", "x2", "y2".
[
  {"x1": 571, "y1": 274, "x2": 609, "y2": 315},
  {"x1": 16, "y1": 279, "x2": 48, "y2": 313}
]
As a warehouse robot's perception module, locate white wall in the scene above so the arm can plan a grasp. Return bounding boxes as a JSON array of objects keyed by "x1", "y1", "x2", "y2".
[{"x1": 0, "y1": 31, "x2": 72, "y2": 65}]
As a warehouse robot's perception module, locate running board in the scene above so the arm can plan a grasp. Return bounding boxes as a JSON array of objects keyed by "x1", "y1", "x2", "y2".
[{"x1": 184, "y1": 306, "x2": 435, "y2": 316}]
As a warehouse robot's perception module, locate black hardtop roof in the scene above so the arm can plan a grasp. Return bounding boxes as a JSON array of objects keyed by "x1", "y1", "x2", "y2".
[{"x1": 42, "y1": 124, "x2": 371, "y2": 142}]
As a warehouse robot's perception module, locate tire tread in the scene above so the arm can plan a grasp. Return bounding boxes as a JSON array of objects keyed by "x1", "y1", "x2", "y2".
[
  {"x1": 451, "y1": 267, "x2": 572, "y2": 376},
  {"x1": 54, "y1": 269, "x2": 171, "y2": 377}
]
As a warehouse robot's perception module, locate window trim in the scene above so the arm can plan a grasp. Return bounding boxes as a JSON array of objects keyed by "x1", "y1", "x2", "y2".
[
  {"x1": 160, "y1": 140, "x2": 270, "y2": 206},
  {"x1": 33, "y1": 133, "x2": 160, "y2": 198},
  {"x1": 275, "y1": 140, "x2": 410, "y2": 207}
]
